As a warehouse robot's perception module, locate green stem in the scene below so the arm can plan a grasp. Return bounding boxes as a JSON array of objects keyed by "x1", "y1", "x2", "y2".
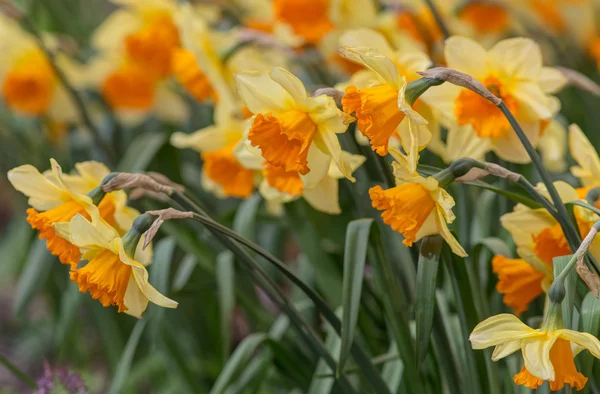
[
  {"x1": 497, "y1": 102, "x2": 581, "y2": 252},
  {"x1": 422, "y1": 0, "x2": 450, "y2": 38}
]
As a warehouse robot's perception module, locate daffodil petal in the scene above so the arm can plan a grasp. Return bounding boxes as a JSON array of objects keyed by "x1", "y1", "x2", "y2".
[
  {"x1": 488, "y1": 38, "x2": 542, "y2": 80},
  {"x1": 444, "y1": 36, "x2": 487, "y2": 78},
  {"x1": 7, "y1": 164, "x2": 69, "y2": 211},
  {"x1": 339, "y1": 28, "x2": 395, "y2": 59},
  {"x1": 123, "y1": 275, "x2": 149, "y2": 319},
  {"x1": 569, "y1": 124, "x2": 600, "y2": 186},
  {"x1": 539, "y1": 67, "x2": 567, "y2": 94},
  {"x1": 130, "y1": 264, "x2": 178, "y2": 309},
  {"x1": 469, "y1": 314, "x2": 538, "y2": 349},
  {"x1": 269, "y1": 67, "x2": 307, "y2": 105},
  {"x1": 171, "y1": 127, "x2": 228, "y2": 152},
  {"x1": 303, "y1": 176, "x2": 341, "y2": 215},
  {"x1": 54, "y1": 214, "x2": 118, "y2": 249},
  {"x1": 522, "y1": 335, "x2": 558, "y2": 381},
  {"x1": 235, "y1": 72, "x2": 294, "y2": 114},
  {"x1": 492, "y1": 340, "x2": 522, "y2": 361},
  {"x1": 556, "y1": 329, "x2": 600, "y2": 358}
]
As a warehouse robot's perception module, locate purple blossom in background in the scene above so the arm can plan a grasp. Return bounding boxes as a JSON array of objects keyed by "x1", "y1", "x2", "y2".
[{"x1": 35, "y1": 362, "x2": 87, "y2": 394}]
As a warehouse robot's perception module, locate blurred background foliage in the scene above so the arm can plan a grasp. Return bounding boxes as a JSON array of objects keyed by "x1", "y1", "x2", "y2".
[{"x1": 1, "y1": 0, "x2": 600, "y2": 394}]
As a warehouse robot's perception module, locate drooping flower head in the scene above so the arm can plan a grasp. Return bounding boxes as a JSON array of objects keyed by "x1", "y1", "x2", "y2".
[
  {"x1": 339, "y1": 29, "x2": 432, "y2": 173},
  {"x1": 422, "y1": 36, "x2": 567, "y2": 163},
  {"x1": 54, "y1": 214, "x2": 177, "y2": 318},
  {"x1": 470, "y1": 313, "x2": 600, "y2": 390},
  {"x1": 369, "y1": 160, "x2": 466, "y2": 256},
  {"x1": 8, "y1": 160, "x2": 139, "y2": 266}
]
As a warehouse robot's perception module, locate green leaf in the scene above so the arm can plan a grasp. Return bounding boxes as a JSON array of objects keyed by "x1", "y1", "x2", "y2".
[
  {"x1": 308, "y1": 310, "x2": 342, "y2": 394},
  {"x1": 0, "y1": 353, "x2": 37, "y2": 389},
  {"x1": 117, "y1": 131, "x2": 167, "y2": 172},
  {"x1": 338, "y1": 221, "x2": 369, "y2": 375},
  {"x1": 14, "y1": 239, "x2": 55, "y2": 317},
  {"x1": 216, "y1": 251, "x2": 235, "y2": 364},
  {"x1": 158, "y1": 220, "x2": 216, "y2": 273},
  {"x1": 233, "y1": 193, "x2": 262, "y2": 241},
  {"x1": 580, "y1": 291, "x2": 600, "y2": 392},
  {"x1": 108, "y1": 319, "x2": 148, "y2": 394},
  {"x1": 346, "y1": 219, "x2": 422, "y2": 393},
  {"x1": 150, "y1": 237, "x2": 177, "y2": 295},
  {"x1": 416, "y1": 235, "x2": 443, "y2": 367},
  {"x1": 172, "y1": 253, "x2": 197, "y2": 292},
  {"x1": 381, "y1": 343, "x2": 403, "y2": 393},
  {"x1": 54, "y1": 282, "x2": 83, "y2": 348},
  {"x1": 209, "y1": 333, "x2": 268, "y2": 394}
]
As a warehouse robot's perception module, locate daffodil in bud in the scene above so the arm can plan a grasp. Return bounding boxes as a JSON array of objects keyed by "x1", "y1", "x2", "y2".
[
  {"x1": 369, "y1": 159, "x2": 466, "y2": 256},
  {"x1": 470, "y1": 307, "x2": 600, "y2": 390},
  {"x1": 171, "y1": 104, "x2": 258, "y2": 198},
  {"x1": 54, "y1": 213, "x2": 177, "y2": 318},
  {"x1": 422, "y1": 36, "x2": 566, "y2": 163},
  {"x1": 235, "y1": 67, "x2": 356, "y2": 186},
  {"x1": 339, "y1": 28, "x2": 433, "y2": 174}
]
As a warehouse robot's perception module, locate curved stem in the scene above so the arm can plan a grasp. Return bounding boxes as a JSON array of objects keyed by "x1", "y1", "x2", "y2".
[{"x1": 423, "y1": 0, "x2": 450, "y2": 39}]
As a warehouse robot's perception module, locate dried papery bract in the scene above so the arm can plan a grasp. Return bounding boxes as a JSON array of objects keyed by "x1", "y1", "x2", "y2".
[
  {"x1": 417, "y1": 67, "x2": 501, "y2": 106},
  {"x1": 143, "y1": 208, "x2": 194, "y2": 250},
  {"x1": 101, "y1": 173, "x2": 175, "y2": 196}
]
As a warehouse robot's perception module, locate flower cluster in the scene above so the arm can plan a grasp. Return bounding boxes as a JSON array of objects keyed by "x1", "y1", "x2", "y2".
[{"x1": 4, "y1": 0, "x2": 600, "y2": 391}]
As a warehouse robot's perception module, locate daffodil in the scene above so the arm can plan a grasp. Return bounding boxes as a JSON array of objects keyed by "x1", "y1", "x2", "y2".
[
  {"x1": 422, "y1": 36, "x2": 567, "y2": 163},
  {"x1": 86, "y1": 0, "x2": 188, "y2": 124},
  {"x1": 339, "y1": 29, "x2": 432, "y2": 173},
  {"x1": 8, "y1": 159, "x2": 140, "y2": 266},
  {"x1": 538, "y1": 120, "x2": 567, "y2": 173},
  {"x1": 369, "y1": 161, "x2": 466, "y2": 256},
  {"x1": 499, "y1": 181, "x2": 600, "y2": 313},
  {"x1": 470, "y1": 313, "x2": 600, "y2": 390},
  {"x1": 236, "y1": 67, "x2": 356, "y2": 184},
  {"x1": 492, "y1": 255, "x2": 552, "y2": 315},
  {"x1": 54, "y1": 214, "x2": 177, "y2": 318},
  {"x1": 171, "y1": 105, "x2": 258, "y2": 199},
  {"x1": 0, "y1": 14, "x2": 78, "y2": 124},
  {"x1": 234, "y1": 134, "x2": 365, "y2": 214}
]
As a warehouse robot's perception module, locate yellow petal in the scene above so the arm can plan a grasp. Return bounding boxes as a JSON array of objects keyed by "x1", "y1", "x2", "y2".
[
  {"x1": 569, "y1": 124, "x2": 600, "y2": 186},
  {"x1": 339, "y1": 28, "x2": 395, "y2": 59},
  {"x1": 512, "y1": 82, "x2": 552, "y2": 119},
  {"x1": 235, "y1": 71, "x2": 294, "y2": 114},
  {"x1": 397, "y1": 117, "x2": 431, "y2": 175},
  {"x1": 54, "y1": 214, "x2": 118, "y2": 249},
  {"x1": 501, "y1": 208, "x2": 555, "y2": 245},
  {"x1": 7, "y1": 164, "x2": 69, "y2": 211},
  {"x1": 171, "y1": 127, "x2": 228, "y2": 152},
  {"x1": 491, "y1": 120, "x2": 539, "y2": 164},
  {"x1": 303, "y1": 175, "x2": 341, "y2": 215},
  {"x1": 444, "y1": 36, "x2": 488, "y2": 79},
  {"x1": 269, "y1": 67, "x2": 307, "y2": 105},
  {"x1": 469, "y1": 314, "x2": 538, "y2": 349},
  {"x1": 539, "y1": 67, "x2": 567, "y2": 94},
  {"x1": 313, "y1": 131, "x2": 355, "y2": 182},
  {"x1": 301, "y1": 144, "x2": 331, "y2": 189},
  {"x1": 488, "y1": 38, "x2": 542, "y2": 81},
  {"x1": 556, "y1": 329, "x2": 600, "y2": 358},
  {"x1": 340, "y1": 47, "x2": 398, "y2": 87},
  {"x1": 539, "y1": 120, "x2": 567, "y2": 173},
  {"x1": 327, "y1": 152, "x2": 365, "y2": 179},
  {"x1": 123, "y1": 275, "x2": 149, "y2": 318},
  {"x1": 522, "y1": 335, "x2": 558, "y2": 381},
  {"x1": 492, "y1": 340, "x2": 522, "y2": 361},
  {"x1": 436, "y1": 208, "x2": 467, "y2": 257}
]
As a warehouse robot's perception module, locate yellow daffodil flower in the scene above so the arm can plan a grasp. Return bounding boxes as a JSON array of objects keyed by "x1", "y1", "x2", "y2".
[
  {"x1": 54, "y1": 214, "x2": 177, "y2": 318},
  {"x1": 491, "y1": 255, "x2": 552, "y2": 315},
  {"x1": 171, "y1": 105, "x2": 259, "y2": 199},
  {"x1": 339, "y1": 29, "x2": 432, "y2": 173},
  {"x1": 499, "y1": 181, "x2": 600, "y2": 313},
  {"x1": 8, "y1": 159, "x2": 141, "y2": 266},
  {"x1": 470, "y1": 313, "x2": 600, "y2": 390},
  {"x1": 85, "y1": 0, "x2": 188, "y2": 124},
  {"x1": 422, "y1": 36, "x2": 567, "y2": 163},
  {"x1": 236, "y1": 67, "x2": 356, "y2": 183},
  {"x1": 369, "y1": 161, "x2": 466, "y2": 256},
  {"x1": 0, "y1": 14, "x2": 78, "y2": 123}
]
